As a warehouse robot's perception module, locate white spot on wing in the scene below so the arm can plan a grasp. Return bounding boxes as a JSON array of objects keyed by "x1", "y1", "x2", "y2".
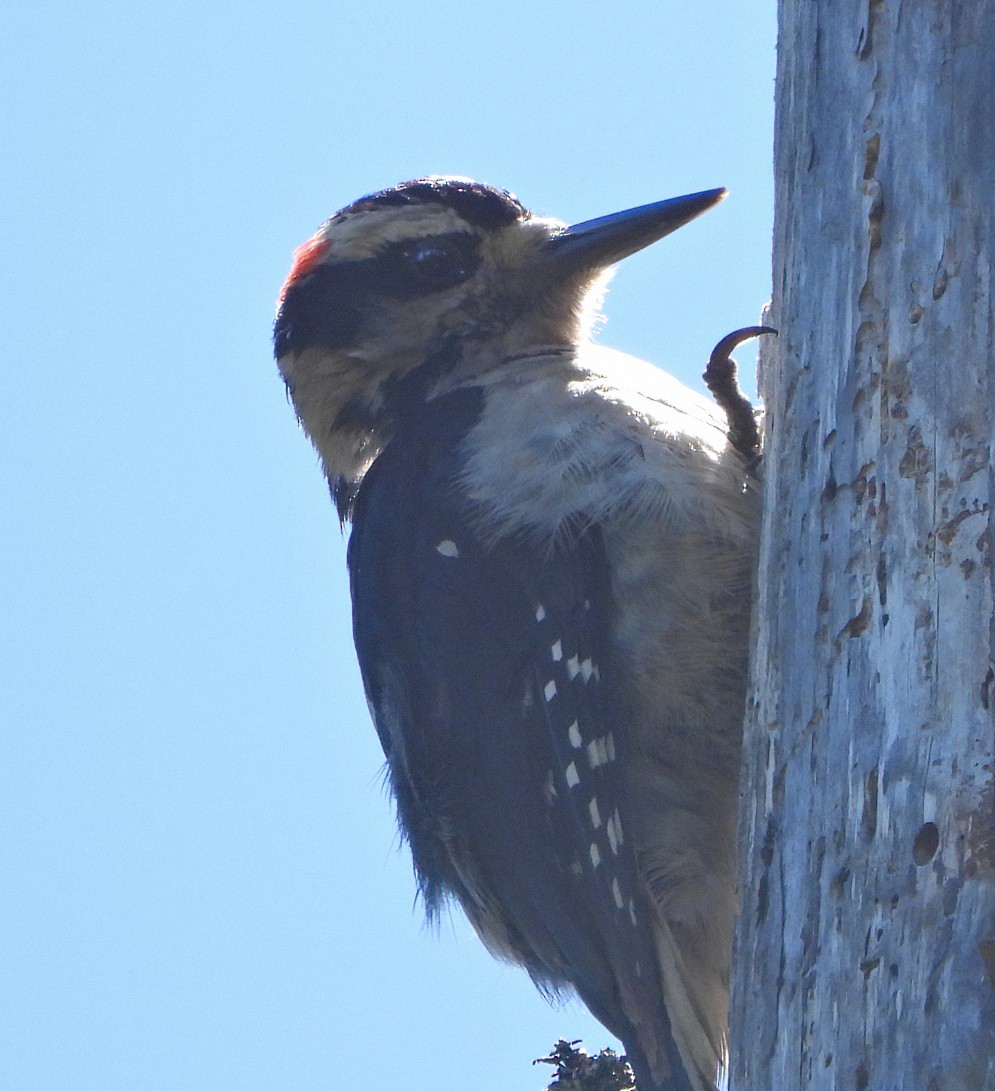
[
  {"x1": 565, "y1": 762, "x2": 580, "y2": 788},
  {"x1": 613, "y1": 808, "x2": 624, "y2": 844},
  {"x1": 435, "y1": 539, "x2": 459, "y2": 558},
  {"x1": 606, "y1": 815, "x2": 619, "y2": 854},
  {"x1": 580, "y1": 658, "x2": 594, "y2": 682},
  {"x1": 568, "y1": 721, "x2": 582, "y2": 748},
  {"x1": 605, "y1": 732, "x2": 616, "y2": 762},
  {"x1": 612, "y1": 878, "x2": 624, "y2": 908},
  {"x1": 535, "y1": 603, "x2": 546, "y2": 621},
  {"x1": 587, "y1": 737, "x2": 609, "y2": 768},
  {"x1": 590, "y1": 843, "x2": 601, "y2": 868},
  {"x1": 588, "y1": 797, "x2": 602, "y2": 828},
  {"x1": 544, "y1": 680, "x2": 557, "y2": 702},
  {"x1": 567, "y1": 655, "x2": 580, "y2": 680},
  {"x1": 550, "y1": 640, "x2": 563, "y2": 662},
  {"x1": 628, "y1": 898, "x2": 638, "y2": 926}
]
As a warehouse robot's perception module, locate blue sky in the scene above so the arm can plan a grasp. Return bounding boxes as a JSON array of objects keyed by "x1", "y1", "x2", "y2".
[{"x1": 3, "y1": 3, "x2": 774, "y2": 1088}]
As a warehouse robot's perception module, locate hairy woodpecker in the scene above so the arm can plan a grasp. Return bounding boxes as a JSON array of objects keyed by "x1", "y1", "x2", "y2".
[{"x1": 274, "y1": 177, "x2": 759, "y2": 1091}]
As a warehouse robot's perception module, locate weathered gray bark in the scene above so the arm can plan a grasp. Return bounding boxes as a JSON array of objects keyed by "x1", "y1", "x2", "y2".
[{"x1": 730, "y1": 3, "x2": 995, "y2": 1089}]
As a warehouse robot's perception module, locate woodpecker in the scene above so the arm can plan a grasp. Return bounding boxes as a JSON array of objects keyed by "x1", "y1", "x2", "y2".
[{"x1": 274, "y1": 177, "x2": 760, "y2": 1091}]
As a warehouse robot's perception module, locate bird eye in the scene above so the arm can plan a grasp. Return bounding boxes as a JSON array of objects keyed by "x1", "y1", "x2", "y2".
[
  {"x1": 380, "y1": 233, "x2": 481, "y2": 297},
  {"x1": 403, "y1": 242, "x2": 467, "y2": 284}
]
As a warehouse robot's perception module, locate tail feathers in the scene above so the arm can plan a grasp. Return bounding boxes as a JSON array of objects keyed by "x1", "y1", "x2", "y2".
[
  {"x1": 619, "y1": 979, "x2": 697, "y2": 1091},
  {"x1": 625, "y1": 1039, "x2": 699, "y2": 1091},
  {"x1": 646, "y1": 915, "x2": 726, "y2": 1091},
  {"x1": 614, "y1": 909, "x2": 723, "y2": 1091}
]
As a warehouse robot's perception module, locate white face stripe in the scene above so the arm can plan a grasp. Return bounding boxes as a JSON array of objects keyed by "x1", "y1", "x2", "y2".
[{"x1": 320, "y1": 204, "x2": 475, "y2": 260}]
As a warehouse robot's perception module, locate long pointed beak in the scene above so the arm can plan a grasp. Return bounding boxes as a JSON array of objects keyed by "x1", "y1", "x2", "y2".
[{"x1": 543, "y1": 187, "x2": 727, "y2": 274}]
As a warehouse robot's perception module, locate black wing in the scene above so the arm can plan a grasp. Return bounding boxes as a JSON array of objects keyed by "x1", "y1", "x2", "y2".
[{"x1": 347, "y1": 388, "x2": 691, "y2": 1091}]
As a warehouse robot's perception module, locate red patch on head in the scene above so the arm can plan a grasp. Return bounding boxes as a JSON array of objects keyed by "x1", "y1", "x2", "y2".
[{"x1": 278, "y1": 234, "x2": 332, "y2": 302}]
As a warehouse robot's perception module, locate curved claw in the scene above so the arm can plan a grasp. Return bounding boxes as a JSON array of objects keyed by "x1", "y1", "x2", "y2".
[
  {"x1": 702, "y1": 325, "x2": 777, "y2": 473},
  {"x1": 708, "y1": 325, "x2": 778, "y2": 365}
]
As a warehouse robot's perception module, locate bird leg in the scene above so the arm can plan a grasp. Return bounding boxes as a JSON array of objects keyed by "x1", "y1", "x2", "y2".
[{"x1": 702, "y1": 326, "x2": 776, "y2": 473}]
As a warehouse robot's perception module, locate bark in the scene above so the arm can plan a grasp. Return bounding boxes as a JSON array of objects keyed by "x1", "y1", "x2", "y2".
[{"x1": 730, "y1": 3, "x2": 995, "y2": 1089}]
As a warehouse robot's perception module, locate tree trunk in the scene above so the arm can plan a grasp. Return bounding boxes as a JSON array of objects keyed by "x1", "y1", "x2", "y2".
[{"x1": 730, "y1": 3, "x2": 995, "y2": 1089}]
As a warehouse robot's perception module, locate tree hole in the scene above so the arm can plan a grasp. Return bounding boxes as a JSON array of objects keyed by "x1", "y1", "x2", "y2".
[{"x1": 913, "y1": 822, "x2": 939, "y2": 865}]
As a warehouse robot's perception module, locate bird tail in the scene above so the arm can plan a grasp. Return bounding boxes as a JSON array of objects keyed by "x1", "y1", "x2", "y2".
[{"x1": 648, "y1": 913, "x2": 725, "y2": 1091}]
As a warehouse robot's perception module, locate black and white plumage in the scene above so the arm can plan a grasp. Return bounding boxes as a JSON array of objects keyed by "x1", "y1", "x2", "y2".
[{"x1": 273, "y1": 177, "x2": 759, "y2": 1091}]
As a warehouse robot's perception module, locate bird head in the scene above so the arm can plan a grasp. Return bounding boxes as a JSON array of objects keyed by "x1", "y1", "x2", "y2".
[{"x1": 274, "y1": 176, "x2": 725, "y2": 497}]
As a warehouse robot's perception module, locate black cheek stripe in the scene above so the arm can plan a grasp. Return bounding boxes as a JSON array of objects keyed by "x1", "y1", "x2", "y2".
[{"x1": 273, "y1": 262, "x2": 366, "y2": 356}]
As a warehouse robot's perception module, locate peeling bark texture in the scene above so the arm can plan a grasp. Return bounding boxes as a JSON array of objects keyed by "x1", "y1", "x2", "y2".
[{"x1": 730, "y1": 3, "x2": 995, "y2": 1090}]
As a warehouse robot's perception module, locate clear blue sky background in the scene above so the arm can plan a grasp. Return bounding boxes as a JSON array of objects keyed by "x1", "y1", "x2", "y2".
[{"x1": 3, "y1": 4, "x2": 774, "y2": 1088}]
